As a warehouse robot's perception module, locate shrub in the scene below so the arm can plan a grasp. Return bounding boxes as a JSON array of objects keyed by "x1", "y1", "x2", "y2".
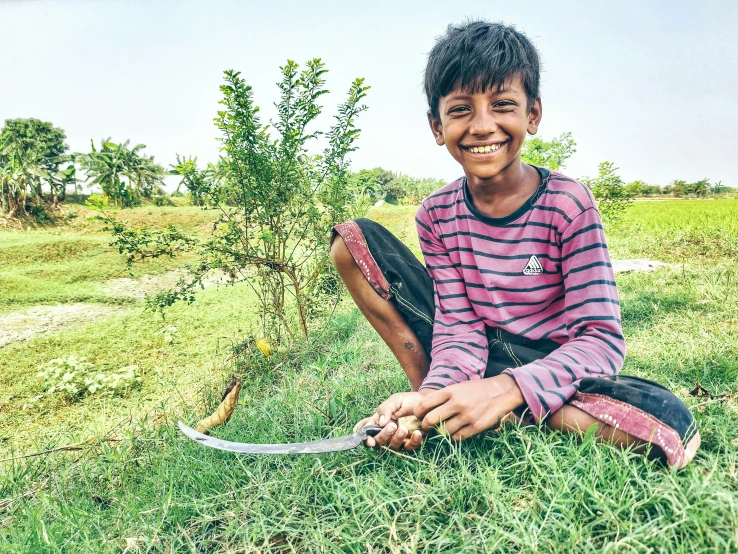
[
  {"x1": 347, "y1": 168, "x2": 445, "y2": 204},
  {"x1": 93, "y1": 60, "x2": 370, "y2": 342},
  {"x1": 582, "y1": 161, "x2": 634, "y2": 222},
  {"x1": 29, "y1": 203, "x2": 52, "y2": 224},
  {"x1": 151, "y1": 194, "x2": 173, "y2": 206}
]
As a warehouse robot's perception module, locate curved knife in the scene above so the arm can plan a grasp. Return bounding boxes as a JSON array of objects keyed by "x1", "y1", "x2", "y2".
[{"x1": 177, "y1": 420, "x2": 384, "y2": 454}]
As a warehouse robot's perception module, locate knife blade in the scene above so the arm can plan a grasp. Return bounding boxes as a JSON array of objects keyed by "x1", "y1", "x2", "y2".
[{"x1": 177, "y1": 420, "x2": 384, "y2": 454}]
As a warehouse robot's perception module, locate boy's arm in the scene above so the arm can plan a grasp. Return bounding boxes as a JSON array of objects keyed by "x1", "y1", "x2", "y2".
[
  {"x1": 415, "y1": 204, "x2": 488, "y2": 389},
  {"x1": 502, "y1": 207, "x2": 626, "y2": 422}
]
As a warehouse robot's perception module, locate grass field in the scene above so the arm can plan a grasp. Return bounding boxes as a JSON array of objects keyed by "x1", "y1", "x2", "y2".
[
  {"x1": 0, "y1": 204, "x2": 218, "y2": 314},
  {"x1": 1, "y1": 199, "x2": 737, "y2": 552}
]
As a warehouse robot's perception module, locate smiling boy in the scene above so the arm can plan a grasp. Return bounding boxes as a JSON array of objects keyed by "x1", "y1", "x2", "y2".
[{"x1": 330, "y1": 21, "x2": 699, "y2": 467}]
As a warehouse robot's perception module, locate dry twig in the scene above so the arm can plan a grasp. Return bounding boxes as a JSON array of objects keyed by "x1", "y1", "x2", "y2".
[{"x1": 0, "y1": 437, "x2": 118, "y2": 464}]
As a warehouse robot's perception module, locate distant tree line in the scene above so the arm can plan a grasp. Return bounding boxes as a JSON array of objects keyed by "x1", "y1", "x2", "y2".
[
  {"x1": 638, "y1": 178, "x2": 729, "y2": 197},
  {"x1": 0, "y1": 118, "x2": 168, "y2": 219},
  {"x1": 345, "y1": 134, "x2": 733, "y2": 216},
  {"x1": 1, "y1": 119, "x2": 733, "y2": 223}
]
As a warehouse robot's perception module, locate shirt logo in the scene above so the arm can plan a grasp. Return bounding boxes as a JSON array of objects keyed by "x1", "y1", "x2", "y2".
[{"x1": 523, "y1": 255, "x2": 543, "y2": 275}]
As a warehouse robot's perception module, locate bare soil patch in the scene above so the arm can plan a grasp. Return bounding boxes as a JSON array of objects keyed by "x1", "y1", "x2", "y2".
[
  {"x1": 1, "y1": 269, "x2": 232, "y2": 347},
  {"x1": 0, "y1": 304, "x2": 129, "y2": 347},
  {"x1": 612, "y1": 259, "x2": 669, "y2": 273},
  {"x1": 103, "y1": 269, "x2": 231, "y2": 299}
]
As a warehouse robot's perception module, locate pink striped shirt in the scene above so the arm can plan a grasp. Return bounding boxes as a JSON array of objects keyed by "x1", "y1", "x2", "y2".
[{"x1": 416, "y1": 168, "x2": 625, "y2": 421}]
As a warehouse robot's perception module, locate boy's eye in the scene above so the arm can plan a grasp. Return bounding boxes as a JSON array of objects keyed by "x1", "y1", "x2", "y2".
[
  {"x1": 448, "y1": 106, "x2": 469, "y2": 114},
  {"x1": 494, "y1": 101, "x2": 515, "y2": 109}
]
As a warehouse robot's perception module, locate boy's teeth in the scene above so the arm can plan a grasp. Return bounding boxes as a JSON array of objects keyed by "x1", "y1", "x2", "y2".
[{"x1": 469, "y1": 144, "x2": 501, "y2": 153}]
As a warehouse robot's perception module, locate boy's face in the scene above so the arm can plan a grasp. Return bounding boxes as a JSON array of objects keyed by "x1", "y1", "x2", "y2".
[{"x1": 429, "y1": 75, "x2": 542, "y2": 184}]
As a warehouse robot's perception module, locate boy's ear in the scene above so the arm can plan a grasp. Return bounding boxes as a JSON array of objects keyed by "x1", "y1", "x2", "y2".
[
  {"x1": 527, "y1": 98, "x2": 543, "y2": 136},
  {"x1": 427, "y1": 112, "x2": 445, "y2": 146}
]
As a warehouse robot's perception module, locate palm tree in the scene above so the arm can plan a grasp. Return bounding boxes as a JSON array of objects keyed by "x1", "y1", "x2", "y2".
[
  {"x1": 81, "y1": 139, "x2": 165, "y2": 207},
  {"x1": 80, "y1": 139, "x2": 131, "y2": 206},
  {"x1": 50, "y1": 163, "x2": 78, "y2": 203},
  {"x1": 170, "y1": 155, "x2": 209, "y2": 205},
  {"x1": 691, "y1": 178, "x2": 710, "y2": 198},
  {"x1": 128, "y1": 151, "x2": 165, "y2": 199},
  {"x1": 711, "y1": 180, "x2": 726, "y2": 195}
]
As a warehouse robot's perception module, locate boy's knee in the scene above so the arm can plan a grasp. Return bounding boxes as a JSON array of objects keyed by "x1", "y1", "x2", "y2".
[{"x1": 329, "y1": 234, "x2": 354, "y2": 272}]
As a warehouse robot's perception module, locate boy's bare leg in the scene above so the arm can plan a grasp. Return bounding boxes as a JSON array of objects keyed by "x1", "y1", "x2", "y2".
[
  {"x1": 330, "y1": 236, "x2": 430, "y2": 391},
  {"x1": 547, "y1": 405, "x2": 665, "y2": 460}
]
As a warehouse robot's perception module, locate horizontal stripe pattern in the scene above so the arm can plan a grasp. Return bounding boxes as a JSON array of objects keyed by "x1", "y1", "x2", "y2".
[{"x1": 416, "y1": 170, "x2": 625, "y2": 422}]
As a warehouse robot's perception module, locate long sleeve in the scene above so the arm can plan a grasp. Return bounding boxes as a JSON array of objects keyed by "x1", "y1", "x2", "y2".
[
  {"x1": 415, "y1": 204, "x2": 488, "y2": 390},
  {"x1": 502, "y1": 207, "x2": 625, "y2": 421}
]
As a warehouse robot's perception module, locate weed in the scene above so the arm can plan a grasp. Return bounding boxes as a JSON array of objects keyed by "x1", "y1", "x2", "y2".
[{"x1": 36, "y1": 356, "x2": 141, "y2": 400}]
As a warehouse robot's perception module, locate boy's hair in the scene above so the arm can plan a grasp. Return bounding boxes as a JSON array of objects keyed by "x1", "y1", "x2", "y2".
[{"x1": 424, "y1": 21, "x2": 541, "y2": 120}]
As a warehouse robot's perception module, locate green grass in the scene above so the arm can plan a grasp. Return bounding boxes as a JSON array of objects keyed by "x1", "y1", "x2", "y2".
[
  {"x1": 0, "y1": 282, "x2": 260, "y2": 454},
  {"x1": 0, "y1": 232, "x2": 176, "y2": 312},
  {"x1": 0, "y1": 204, "x2": 219, "y2": 313},
  {"x1": 1, "y1": 199, "x2": 737, "y2": 552},
  {"x1": 608, "y1": 199, "x2": 738, "y2": 261}
]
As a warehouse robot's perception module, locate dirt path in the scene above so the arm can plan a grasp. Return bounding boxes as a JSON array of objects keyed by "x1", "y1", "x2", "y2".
[
  {"x1": 0, "y1": 303, "x2": 130, "y2": 347},
  {"x1": 0, "y1": 269, "x2": 231, "y2": 347},
  {"x1": 102, "y1": 269, "x2": 231, "y2": 299}
]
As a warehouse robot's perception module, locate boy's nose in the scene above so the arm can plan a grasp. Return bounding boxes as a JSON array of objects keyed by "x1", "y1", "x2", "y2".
[{"x1": 469, "y1": 109, "x2": 498, "y2": 135}]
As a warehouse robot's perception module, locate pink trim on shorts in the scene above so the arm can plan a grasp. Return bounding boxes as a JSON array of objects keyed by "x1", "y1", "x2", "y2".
[
  {"x1": 569, "y1": 391, "x2": 700, "y2": 469},
  {"x1": 332, "y1": 221, "x2": 392, "y2": 299}
]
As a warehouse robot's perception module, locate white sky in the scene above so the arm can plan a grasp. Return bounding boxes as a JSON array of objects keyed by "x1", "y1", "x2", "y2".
[{"x1": 1, "y1": 0, "x2": 736, "y2": 188}]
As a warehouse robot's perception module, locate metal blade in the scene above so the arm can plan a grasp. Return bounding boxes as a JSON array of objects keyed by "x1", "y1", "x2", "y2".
[{"x1": 177, "y1": 421, "x2": 383, "y2": 454}]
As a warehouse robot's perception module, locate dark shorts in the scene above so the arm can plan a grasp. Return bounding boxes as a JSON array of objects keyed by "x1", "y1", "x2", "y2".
[{"x1": 332, "y1": 218, "x2": 700, "y2": 468}]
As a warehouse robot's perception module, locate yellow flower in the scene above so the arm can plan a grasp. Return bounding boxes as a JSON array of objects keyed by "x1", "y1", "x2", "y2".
[{"x1": 256, "y1": 338, "x2": 273, "y2": 358}]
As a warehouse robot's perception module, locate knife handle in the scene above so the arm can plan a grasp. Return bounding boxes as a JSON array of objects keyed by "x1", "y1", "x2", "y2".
[
  {"x1": 361, "y1": 416, "x2": 430, "y2": 441},
  {"x1": 397, "y1": 415, "x2": 424, "y2": 435},
  {"x1": 363, "y1": 416, "x2": 426, "y2": 436}
]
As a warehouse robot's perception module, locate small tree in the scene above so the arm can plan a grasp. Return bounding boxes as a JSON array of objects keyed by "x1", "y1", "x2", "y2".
[
  {"x1": 582, "y1": 161, "x2": 634, "y2": 222},
  {"x1": 521, "y1": 131, "x2": 577, "y2": 171},
  {"x1": 384, "y1": 174, "x2": 446, "y2": 205},
  {"x1": 671, "y1": 179, "x2": 687, "y2": 197},
  {"x1": 94, "y1": 60, "x2": 369, "y2": 342},
  {"x1": 349, "y1": 167, "x2": 394, "y2": 199},
  {"x1": 129, "y1": 152, "x2": 166, "y2": 199},
  {"x1": 625, "y1": 180, "x2": 648, "y2": 197}
]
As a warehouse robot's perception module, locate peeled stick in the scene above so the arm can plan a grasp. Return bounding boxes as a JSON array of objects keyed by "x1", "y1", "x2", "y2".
[{"x1": 195, "y1": 377, "x2": 242, "y2": 434}]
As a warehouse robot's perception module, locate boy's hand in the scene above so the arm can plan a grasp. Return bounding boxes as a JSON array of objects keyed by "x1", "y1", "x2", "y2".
[
  {"x1": 353, "y1": 391, "x2": 431, "y2": 451},
  {"x1": 414, "y1": 375, "x2": 524, "y2": 441}
]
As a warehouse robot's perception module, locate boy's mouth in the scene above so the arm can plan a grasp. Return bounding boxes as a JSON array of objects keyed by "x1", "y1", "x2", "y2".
[{"x1": 460, "y1": 141, "x2": 507, "y2": 154}]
